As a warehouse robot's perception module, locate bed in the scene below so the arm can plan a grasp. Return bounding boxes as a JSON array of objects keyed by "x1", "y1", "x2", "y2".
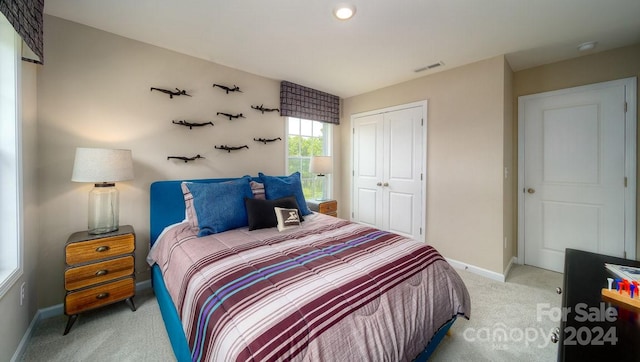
[{"x1": 148, "y1": 174, "x2": 470, "y2": 361}]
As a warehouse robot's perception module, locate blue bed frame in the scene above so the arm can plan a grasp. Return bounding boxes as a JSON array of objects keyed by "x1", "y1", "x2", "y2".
[{"x1": 149, "y1": 177, "x2": 457, "y2": 362}]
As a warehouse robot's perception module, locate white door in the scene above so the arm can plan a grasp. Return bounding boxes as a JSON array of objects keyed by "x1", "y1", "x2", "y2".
[
  {"x1": 383, "y1": 107, "x2": 424, "y2": 238},
  {"x1": 519, "y1": 78, "x2": 636, "y2": 273},
  {"x1": 352, "y1": 103, "x2": 426, "y2": 241},
  {"x1": 352, "y1": 113, "x2": 384, "y2": 228}
]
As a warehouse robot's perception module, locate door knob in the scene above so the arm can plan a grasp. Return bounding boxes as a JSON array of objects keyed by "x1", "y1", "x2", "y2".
[
  {"x1": 376, "y1": 182, "x2": 382, "y2": 186},
  {"x1": 527, "y1": 188, "x2": 535, "y2": 194},
  {"x1": 383, "y1": 182, "x2": 389, "y2": 187}
]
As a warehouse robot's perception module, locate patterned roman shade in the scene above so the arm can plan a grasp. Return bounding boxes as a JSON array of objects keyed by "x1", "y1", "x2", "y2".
[
  {"x1": 0, "y1": 0, "x2": 44, "y2": 64},
  {"x1": 280, "y1": 81, "x2": 340, "y2": 125}
]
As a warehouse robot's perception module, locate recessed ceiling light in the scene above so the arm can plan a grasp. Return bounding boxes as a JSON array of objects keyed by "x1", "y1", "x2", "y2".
[
  {"x1": 577, "y1": 41, "x2": 597, "y2": 52},
  {"x1": 334, "y1": 4, "x2": 356, "y2": 20}
]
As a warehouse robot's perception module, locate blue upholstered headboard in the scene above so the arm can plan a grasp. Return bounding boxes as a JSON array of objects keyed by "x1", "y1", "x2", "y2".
[
  {"x1": 150, "y1": 177, "x2": 252, "y2": 245},
  {"x1": 149, "y1": 176, "x2": 273, "y2": 245}
]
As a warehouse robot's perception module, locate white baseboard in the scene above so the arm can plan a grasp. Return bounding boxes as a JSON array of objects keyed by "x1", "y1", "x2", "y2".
[
  {"x1": 136, "y1": 279, "x2": 152, "y2": 292},
  {"x1": 503, "y1": 256, "x2": 517, "y2": 280},
  {"x1": 446, "y1": 257, "x2": 510, "y2": 282},
  {"x1": 37, "y1": 303, "x2": 64, "y2": 320},
  {"x1": 10, "y1": 307, "x2": 42, "y2": 362},
  {"x1": 11, "y1": 279, "x2": 153, "y2": 361}
]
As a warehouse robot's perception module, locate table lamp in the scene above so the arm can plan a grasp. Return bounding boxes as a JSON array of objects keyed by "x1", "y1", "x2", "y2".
[
  {"x1": 71, "y1": 148, "x2": 134, "y2": 234},
  {"x1": 309, "y1": 156, "x2": 332, "y2": 200}
]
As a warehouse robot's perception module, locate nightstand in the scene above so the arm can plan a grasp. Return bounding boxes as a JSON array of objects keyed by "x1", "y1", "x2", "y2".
[
  {"x1": 307, "y1": 199, "x2": 338, "y2": 217},
  {"x1": 63, "y1": 225, "x2": 136, "y2": 335}
]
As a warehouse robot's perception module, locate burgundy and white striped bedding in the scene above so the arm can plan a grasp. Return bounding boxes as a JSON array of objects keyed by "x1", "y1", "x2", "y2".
[{"x1": 148, "y1": 213, "x2": 470, "y2": 362}]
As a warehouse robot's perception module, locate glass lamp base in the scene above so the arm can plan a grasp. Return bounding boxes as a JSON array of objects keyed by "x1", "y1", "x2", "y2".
[
  {"x1": 88, "y1": 225, "x2": 119, "y2": 235},
  {"x1": 88, "y1": 183, "x2": 120, "y2": 234}
]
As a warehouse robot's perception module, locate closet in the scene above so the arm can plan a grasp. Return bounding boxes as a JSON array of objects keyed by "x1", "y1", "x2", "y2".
[{"x1": 351, "y1": 101, "x2": 426, "y2": 241}]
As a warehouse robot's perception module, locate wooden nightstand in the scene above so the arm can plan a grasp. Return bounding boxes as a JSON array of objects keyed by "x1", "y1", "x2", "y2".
[
  {"x1": 307, "y1": 199, "x2": 338, "y2": 217},
  {"x1": 63, "y1": 225, "x2": 136, "y2": 335}
]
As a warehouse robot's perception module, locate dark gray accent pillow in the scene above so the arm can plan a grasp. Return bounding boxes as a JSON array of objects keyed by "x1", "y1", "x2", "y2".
[{"x1": 245, "y1": 196, "x2": 304, "y2": 231}]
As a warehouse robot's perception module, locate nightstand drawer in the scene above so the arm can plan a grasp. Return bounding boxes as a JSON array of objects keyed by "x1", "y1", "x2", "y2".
[
  {"x1": 65, "y1": 234, "x2": 135, "y2": 265},
  {"x1": 319, "y1": 201, "x2": 337, "y2": 214},
  {"x1": 64, "y1": 256, "x2": 134, "y2": 290},
  {"x1": 65, "y1": 277, "x2": 135, "y2": 315}
]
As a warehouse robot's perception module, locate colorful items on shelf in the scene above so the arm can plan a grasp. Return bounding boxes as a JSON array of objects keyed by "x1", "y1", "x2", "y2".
[{"x1": 602, "y1": 276, "x2": 640, "y2": 311}]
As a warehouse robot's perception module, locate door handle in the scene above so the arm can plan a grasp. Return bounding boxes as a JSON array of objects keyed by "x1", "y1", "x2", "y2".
[
  {"x1": 383, "y1": 182, "x2": 389, "y2": 187},
  {"x1": 376, "y1": 182, "x2": 382, "y2": 186},
  {"x1": 527, "y1": 188, "x2": 535, "y2": 194}
]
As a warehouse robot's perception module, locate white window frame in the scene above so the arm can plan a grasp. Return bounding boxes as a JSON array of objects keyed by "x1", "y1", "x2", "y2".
[
  {"x1": 285, "y1": 117, "x2": 333, "y2": 200},
  {"x1": 0, "y1": 13, "x2": 23, "y2": 299}
]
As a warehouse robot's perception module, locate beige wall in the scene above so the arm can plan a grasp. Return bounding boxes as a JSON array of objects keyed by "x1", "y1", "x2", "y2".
[
  {"x1": 340, "y1": 56, "x2": 512, "y2": 275},
  {"x1": 513, "y1": 43, "x2": 640, "y2": 260},
  {"x1": 0, "y1": 62, "x2": 39, "y2": 361},
  {"x1": 35, "y1": 16, "x2": 299, "y2": 308}
]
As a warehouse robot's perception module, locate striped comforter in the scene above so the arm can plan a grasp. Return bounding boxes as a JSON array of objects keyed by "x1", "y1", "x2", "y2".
[{"x1": 148, "y1": 213, "x2": 470, "y2": 362}]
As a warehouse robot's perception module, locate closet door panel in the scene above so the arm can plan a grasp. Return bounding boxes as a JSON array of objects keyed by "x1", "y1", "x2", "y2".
[
  {"x1": 357, "y1": 189, "x2": 378, "y2": 226},
  {"x1": 383, "y1": 107, "x2": 424, "y2": 238},
  {"x1": 352, "y1": 113, "x2": 384, "y2": 226},
  {"x1": 387, "y1": 115, "x2": 414, "y2": 180},
  {"x1": 388, "y1": 192, "x2": 414, "y2": 236}
]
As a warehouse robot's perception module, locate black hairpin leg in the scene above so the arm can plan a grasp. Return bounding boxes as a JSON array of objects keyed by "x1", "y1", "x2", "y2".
[
  {"x1": 63, "y1": 314, "x2": 78, "y2": 335},
  {"x1": 63, "y1": 298, "x2": 136, "y2": 335},
  {"x1": 125, "y1": 297, "x2": 137, "y2": 311}
]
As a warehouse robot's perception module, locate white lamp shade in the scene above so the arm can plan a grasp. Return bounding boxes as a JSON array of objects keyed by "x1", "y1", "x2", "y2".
[
  {"x1": 71, "y1": 148, "x2": 133, "y2": 234},
  {"x1": 72, "y1": 148, "x2": 134, "y2": 183},
  {"x1": 309, "y1": 156, "x2": 333, "y2": 175}
]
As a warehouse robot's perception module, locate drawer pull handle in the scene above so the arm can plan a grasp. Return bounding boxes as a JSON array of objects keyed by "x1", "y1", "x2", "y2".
[
  {"x1": 95, "y1": 246, "x2": 110, "y2": 252},
  {"x1": 96, "y1": 293, "x2": 110, "y2": 300},
  {"x1": 95, "y1": 269, "x2": 109, "y2": 277}
]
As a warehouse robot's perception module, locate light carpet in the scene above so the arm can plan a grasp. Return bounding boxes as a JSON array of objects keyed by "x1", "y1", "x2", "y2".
[
  {"x1": 430, "y1": 265, "x2": 562, "y2": 361},
  {"x1": 19, "y1": 264, "x2": 562, "y2": 362}
]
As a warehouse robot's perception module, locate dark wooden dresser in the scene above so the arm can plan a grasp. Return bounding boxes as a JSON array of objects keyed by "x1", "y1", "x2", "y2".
[{"x1": 558, "y1": 248, "x2": 640, "y2": 361}]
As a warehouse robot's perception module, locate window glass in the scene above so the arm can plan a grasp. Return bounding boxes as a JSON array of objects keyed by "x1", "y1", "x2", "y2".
[
  {"x1": 300, "y1": 119, "x2": 313, "y2": 137},
  {"x1": 0, "y1": 13, "x2": 22, "y2": 298},
  {"x1": 286, "y1": 117, "x2": 331, "y2": 200}
]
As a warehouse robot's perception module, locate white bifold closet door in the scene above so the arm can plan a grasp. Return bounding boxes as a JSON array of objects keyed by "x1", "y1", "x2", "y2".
[{"x1": 352, "y1": 103, "x2": 426, "y2": 241}]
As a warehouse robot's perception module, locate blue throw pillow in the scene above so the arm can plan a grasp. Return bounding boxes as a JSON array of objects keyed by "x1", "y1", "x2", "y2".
[
  {"x1": 258, "y1": 172, "x2": 312, "y2": 216},
  {"x1": 185, "y1": 177, "x2": 253, "y2": 236}
]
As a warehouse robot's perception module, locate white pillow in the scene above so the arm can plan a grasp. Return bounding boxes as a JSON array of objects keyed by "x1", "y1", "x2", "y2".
[{"x1": 274, "y1": 207, "x2": 301, "y2": 231}]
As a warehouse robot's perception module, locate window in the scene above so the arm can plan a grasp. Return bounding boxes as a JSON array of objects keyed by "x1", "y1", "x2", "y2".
[
  {"x1": 0, "y1": 13, "x2": 22, "y2": 298},
  {"x1": 286, "y1": 117, "x2": 332, "y2": 200}
]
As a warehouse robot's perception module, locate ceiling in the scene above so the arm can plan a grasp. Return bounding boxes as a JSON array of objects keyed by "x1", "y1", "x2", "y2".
[{"x1": 44, "y1": 0, "x2": 640, "y2": 98}]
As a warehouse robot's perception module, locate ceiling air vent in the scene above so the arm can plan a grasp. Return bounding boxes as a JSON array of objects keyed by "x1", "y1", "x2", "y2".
[{"x1": 414, "y1": 61, "x2": 445, "y2": 73}]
